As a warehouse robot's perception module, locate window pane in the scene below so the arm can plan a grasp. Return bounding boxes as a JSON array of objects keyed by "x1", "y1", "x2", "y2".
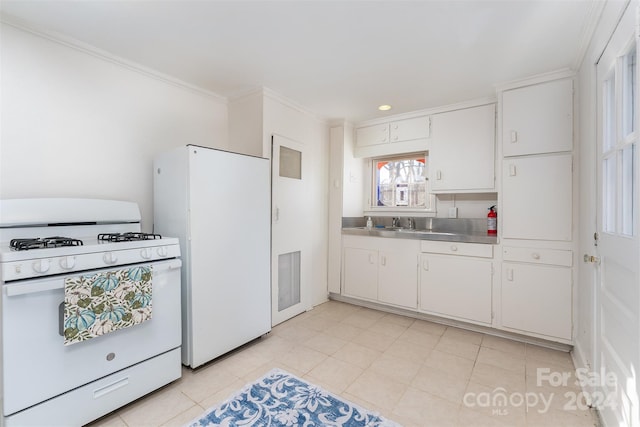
[
  {"x1": 279, "y1": 146, "x2": 301, "y2": 179},
  {"x1": 621, "y1": 143, "x2": 635, "y2": 236},
  {"x1": 375, "y1": 156, "x2": 426, "y2": 207},
  {"x1": 623, "y1": 46, "x2": 636, "y2": 136},
  {"x1": 603, "y1": 155, "x2": 616, "y2": 233},
  {"x1": 604, "y1": 76, "x2": 616, "y2": 152}
]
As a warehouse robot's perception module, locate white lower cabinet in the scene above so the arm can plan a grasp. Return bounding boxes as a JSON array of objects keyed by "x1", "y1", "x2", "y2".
[
  {"x1": 343, "y1": 246, "x2": 379, "y2": 301},
  {"x1": 500, "y1": 245, "x2": 573, "y2": 341},
  {"x1": 342, "y1": 236, "x2": 418, "y2": 309},
  {"x1": 501, "y1": 262, "x2": 572, "y2": 341},
  {"x1": 419, "y1": 247, "x2": 493, "y2": 325}
]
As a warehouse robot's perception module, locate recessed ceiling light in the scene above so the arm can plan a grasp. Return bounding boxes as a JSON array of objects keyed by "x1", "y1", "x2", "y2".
[{"x1": 378, "y1": 104, "x2": 392, "y2": 111}]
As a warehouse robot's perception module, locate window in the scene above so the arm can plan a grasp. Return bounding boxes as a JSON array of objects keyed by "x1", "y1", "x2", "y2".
[
  {"x1": 602, "y1": 44, "x2": 637, "y2": 236},
  {"x1": 369, "y1": 153, "x2": 434, "y2": 211}
]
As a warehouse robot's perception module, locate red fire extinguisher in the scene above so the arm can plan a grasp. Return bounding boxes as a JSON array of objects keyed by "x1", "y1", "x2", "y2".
[{"x1": 487, "y1": 205, "x2": 497, "y2": 234}]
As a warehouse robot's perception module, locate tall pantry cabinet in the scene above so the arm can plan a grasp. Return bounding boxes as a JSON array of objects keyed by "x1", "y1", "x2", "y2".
[{"x1": 498, "y1": 74, "x2": 575, "y2": 343}]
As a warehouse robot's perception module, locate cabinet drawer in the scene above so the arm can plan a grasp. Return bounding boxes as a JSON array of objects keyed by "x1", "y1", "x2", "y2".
[
  {"x1": 5, "y1": 348, "x2": 181, "y2": 426},
  {"x1": 420, "y1": 241, "x2": 493, "y2": 258},
  {"x1": 503, "y1": 246, "x2": 572, "y2": 267}
]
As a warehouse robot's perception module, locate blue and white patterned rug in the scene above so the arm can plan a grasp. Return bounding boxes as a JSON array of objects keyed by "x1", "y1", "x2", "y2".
[{"x1": 187, "y1": 368, "x2": 401, "y2": 426}]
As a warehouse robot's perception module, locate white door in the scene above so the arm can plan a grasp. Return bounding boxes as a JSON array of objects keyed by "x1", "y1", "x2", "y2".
[
  {"x1": 594, "y1": 4, "x2": 640, "y2": 426},
  {"x1": 271, "y1": 135, "x2": 310, "y2": 326}
]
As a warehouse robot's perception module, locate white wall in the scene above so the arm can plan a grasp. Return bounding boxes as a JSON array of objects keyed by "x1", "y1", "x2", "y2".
[
  {"x1": 228, "y1": 90, "x2": 263, "y2": 157},
  {"x1": 435, "y1": 193, "x2": 498, "y2": 219},
  {"x1": 263, "y1": 91, "x2": 329, "y2": 307},
  {"x1": 342, "y1": 124, "x2": 364, "y2": 217},
  {"x1": 0, "y1": 23, "x2": 229, "y2": 231}
]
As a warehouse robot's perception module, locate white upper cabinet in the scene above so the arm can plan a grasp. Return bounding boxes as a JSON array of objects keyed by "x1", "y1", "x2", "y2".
[
  {"x1": 356, "y1": 124, "x2": 390, "y2": 147},
  {"x1": 389, "y1": 116, "x2": 431, "y2": 143},
  {"x1": 502, "y1": 153, "x2": 573, "y2": 241},
  {"x1": 355, "y1": 116, "x2": 430, "y2": 158},
  {"x1": 502, "y1": 79, "x2": 573, "y2": 157},
  {"x1": 430, "y1": 104, "x2": 496, "y2": 192}
]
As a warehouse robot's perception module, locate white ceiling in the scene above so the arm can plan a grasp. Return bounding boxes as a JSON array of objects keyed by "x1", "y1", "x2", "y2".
[{"x1": 0, "y1": 0, "x2": 601, "y2": 123}]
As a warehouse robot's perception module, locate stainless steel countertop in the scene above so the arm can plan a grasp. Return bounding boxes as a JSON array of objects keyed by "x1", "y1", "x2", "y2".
[{"x1": 342, "y1": 227, "x2": 498, "y2": 244}]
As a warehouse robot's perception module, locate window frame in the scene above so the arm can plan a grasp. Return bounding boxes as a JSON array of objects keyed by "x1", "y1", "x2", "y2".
[{"x1": 364, "y1": 152, "x2": 436, "y2": 216}]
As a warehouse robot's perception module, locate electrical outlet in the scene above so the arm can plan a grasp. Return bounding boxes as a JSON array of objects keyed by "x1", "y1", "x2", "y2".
[{"x1": 448, "y1": 207, "x2": 458, "y2": 218}]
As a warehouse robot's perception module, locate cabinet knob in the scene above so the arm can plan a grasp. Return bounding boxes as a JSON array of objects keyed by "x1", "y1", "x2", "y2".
[
  {"x1": 531, "y1": 252, "x2": 540, "y2": 260},
  {"x1": 436, "y1": 170, "x2": 442, "y2": 180},
  {"x1": 450, "y1": 245, "x2": 458, "y2": 252},
  {"x1": 509, "y1": 164, "x2": 517, "y2": 176},
  {"x1": 393, "y1": 136, "x2": 398, "y2": 141}
]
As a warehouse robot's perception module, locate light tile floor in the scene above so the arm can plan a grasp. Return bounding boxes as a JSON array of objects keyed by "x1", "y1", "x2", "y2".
[{"x1": 88, "y1": 301, "x2": 599, "y2": 427}]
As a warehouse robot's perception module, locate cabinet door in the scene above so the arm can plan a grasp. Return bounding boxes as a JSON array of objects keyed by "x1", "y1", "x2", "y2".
[
  {"x1": 378, "y1": 249, "x2": 418, "y2": 309},
  {"x1": 502, "y1": 79, "x2": 573, "y2": 157},
  {"x1": 419, "y1": 254, "x2": 492, "y2": 324},
  {"x1": 502, "y1": 153, "x2": 572, "y2": 241},
  {"x1": 501, "y1": 263, "x2": 572, "y2": 340},
  {"x1": 355, "y1": 124, "x2": 389, "y2": 147},
  {"x1": 342, "y1": 247, "x2": 378, "y2": 300},
  {"x1": 389, "y1": 116, "x2": 430, "y2": 143},
  {"x1": 430, "y1": 104, "x2": 496, "y2": 192}
]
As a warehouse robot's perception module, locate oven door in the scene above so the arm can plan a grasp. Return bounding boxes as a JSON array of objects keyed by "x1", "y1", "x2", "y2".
[{"x1": 2, "y1": 259, "x2": 182, "y2": 416}]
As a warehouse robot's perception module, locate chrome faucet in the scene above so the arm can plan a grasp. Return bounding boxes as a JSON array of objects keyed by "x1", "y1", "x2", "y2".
[
  {"x1": 408, "y1": 217, "x2": 415, "y2": 229},
  {"x1": 391, "y1": 217, "x2": 400, "y2": 228}
]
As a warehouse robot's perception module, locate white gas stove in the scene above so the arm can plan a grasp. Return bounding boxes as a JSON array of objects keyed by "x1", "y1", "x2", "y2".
[{"x1": 0, "y1": 198, "x2": 182, "y2": 426}]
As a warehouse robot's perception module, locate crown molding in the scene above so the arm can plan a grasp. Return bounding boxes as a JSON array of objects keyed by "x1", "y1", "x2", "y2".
[
  {"x1": 572, "y1": 0, "x2": 608, "y2": 70},
  {"x1": 260, "y1": 87, "x2": 329, "y2": 124},
  {"x1": 1, "y1": 13, "x2": 227, "y2": 103},
  {"x1": 494, "y1": 68, "x2": 576, "y2": 93}
]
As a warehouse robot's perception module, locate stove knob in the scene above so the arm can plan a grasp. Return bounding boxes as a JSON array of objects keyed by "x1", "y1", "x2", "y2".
[
  {"x1": 103, "y1": 252, "x2": 118, "y2": 265},
  {"x1": 59, "y1": 256, "x2": 76, "y2": 270},
  {"x1": 140, "y1": 248, "x2": 152, "y2": 260},
  {"x1": 32, "y1": 259, "x2": 50, "y2": 273},
  {"x1": 157, "y1": 246, "x2": 168, "y2": 257}
]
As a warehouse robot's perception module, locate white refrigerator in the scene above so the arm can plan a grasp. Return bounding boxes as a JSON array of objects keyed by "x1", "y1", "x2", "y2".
[{"x1": 154, "y1": 145, "x2": 271, "y2": 368}]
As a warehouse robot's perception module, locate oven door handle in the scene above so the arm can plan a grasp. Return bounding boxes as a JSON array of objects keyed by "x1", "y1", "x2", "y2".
[
  {"x1": 5, "y1": 259, "x2": 182, "y2": 298},
  {"x1": 5, "y1": 280, "x2": 63, "y2": 297}
]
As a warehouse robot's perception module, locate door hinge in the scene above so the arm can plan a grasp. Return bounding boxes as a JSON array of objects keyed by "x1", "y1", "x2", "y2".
[{"x1": 594, "y1": 232, "x2": 599, "y2": 247}]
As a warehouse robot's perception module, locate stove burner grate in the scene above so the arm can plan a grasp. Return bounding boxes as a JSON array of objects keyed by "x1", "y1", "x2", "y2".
[
  {"x1": 97, "y1": 232, "x2": 162, "y2": 242},
  {"x1": 10, "y1": 237, "x2": 84, "y2": 251}
]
